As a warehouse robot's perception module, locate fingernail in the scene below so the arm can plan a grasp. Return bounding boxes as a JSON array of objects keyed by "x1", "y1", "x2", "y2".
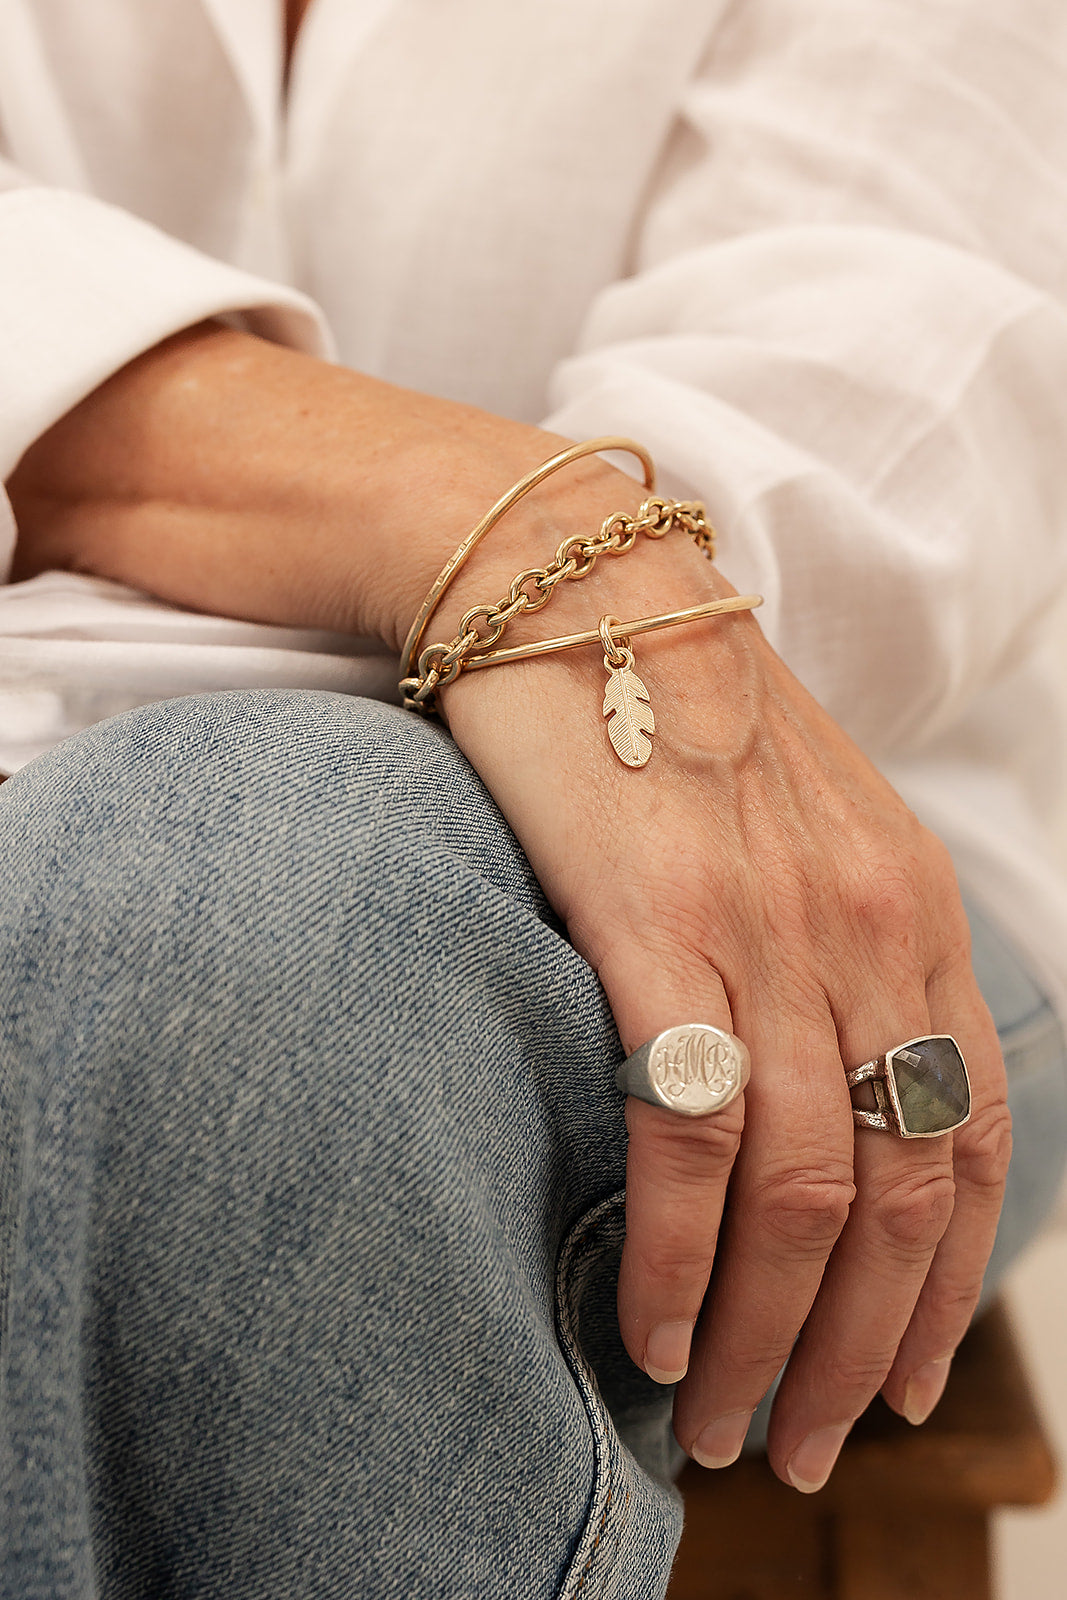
[
  {"x1": 903, "y1": 1357, "x2": 952, "y2": 1425},
  {"x1": 786, "y1": 1423, "x2": 851, "y2": 1494},
  {"x1": 691, "y1": 1410, "x2": 753, "y2": 1469},
  {"x1": 644, "y1": 1321, "x2": 694, "y2": 1385}
]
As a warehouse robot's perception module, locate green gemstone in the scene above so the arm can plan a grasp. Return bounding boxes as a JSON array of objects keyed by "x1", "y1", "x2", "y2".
[{"x1": 888, "y1": 1037, "x2": 970, "y2": 1136}]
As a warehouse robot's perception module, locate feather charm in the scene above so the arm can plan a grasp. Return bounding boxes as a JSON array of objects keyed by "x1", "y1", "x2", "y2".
[{"x1": 602, "y1": 645, "x2": 655, "y2": 768}]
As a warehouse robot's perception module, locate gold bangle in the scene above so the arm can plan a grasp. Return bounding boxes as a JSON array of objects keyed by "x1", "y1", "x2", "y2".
[
  {"x1": 399, "y1": 436, "x2": 655, "y2": 688},
  {"x1": 461, "y1": 595, "x2": 762, "y2": 670},
  {"x1": 566, "y1": 599, "x2": 765, "y2": 768},
  {"x1": 453, "y1": 596, "x2": 763, "y2": 771}
]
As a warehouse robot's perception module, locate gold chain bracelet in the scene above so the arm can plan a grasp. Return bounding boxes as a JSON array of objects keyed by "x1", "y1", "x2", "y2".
[
  {"x1": 399, "y1": 492, "x2": 715, "y2": 713},
  {"x1": 399, "y1": 437, "x2": 656, "y2": 701}
]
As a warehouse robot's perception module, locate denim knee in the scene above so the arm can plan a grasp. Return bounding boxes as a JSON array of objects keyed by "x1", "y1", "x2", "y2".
[
  {"x1": 0, "y1": 689, "x2": 549, "y2": 938},
  {"x1": 0, "y1": 692, "x2": 566, "y2": 1079},
  {"x1": 1, "y1": 679, "x2": 614, "y2": 1148},
  {"x1": 0, "y1": 688, "x2": 625, "y2": 1288},
  {"x1": 0, "y1": 693, "x2": 652, "y2": 1600}
]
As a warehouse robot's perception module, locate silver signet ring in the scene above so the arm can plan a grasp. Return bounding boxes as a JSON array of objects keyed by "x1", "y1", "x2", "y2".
[{"x1": 617, "y1": 1024, "x2": 751, "y2": 1118}]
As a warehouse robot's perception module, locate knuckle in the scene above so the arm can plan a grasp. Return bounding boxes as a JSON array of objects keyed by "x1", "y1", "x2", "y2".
[
  {"x1": 956, "y1": 1102, "x2": 1013, "y2": 1192},
  {"x1": 921, "y1": 829, "x2": 967, "y2": 897},
  {"x1": 860, "y1": 868, "x2": 918, "y2": 935},
  {"x1": 843, "y1": 857, "x2": 924, "y2": 952},
  {"x1": 639, "y1": 1106, "x2": 745, "y2": 1180},
  {"x1": 715, "y1": 1336, "x2": 794, "y2": 1387},
  {"x1": 754, "y1": 1168, "x2": 856, "y2": 1255},
  {"x1": 829, "y1": 1349, "x2": 894, "y2": 1396},
  {"x1": 831, "y1": 821, "x2": 961, "y2": 959},
  {"x1": 920, "y1": 1276, "x2": 982, "y2": 1334},
  {"x1": 873, "y1": 1171, "x2": 956, "y2": 1255},
  {"x1": 632, "y1": 1246, "x2": 714, "y2": 1295}
]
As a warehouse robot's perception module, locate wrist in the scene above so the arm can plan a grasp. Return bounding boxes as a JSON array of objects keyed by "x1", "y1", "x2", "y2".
[{"x1": 365, "y1": 435, "x2": 656, "y2": 656}]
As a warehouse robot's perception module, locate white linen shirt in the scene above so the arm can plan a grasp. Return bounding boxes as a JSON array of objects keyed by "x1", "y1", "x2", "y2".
[{"x1": 3, "y1": 0, "x2": 1067, "y2": 1014}]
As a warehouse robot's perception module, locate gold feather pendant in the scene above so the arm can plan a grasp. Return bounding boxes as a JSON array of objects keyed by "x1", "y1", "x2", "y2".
[{"x1": 602, "y1": 643, "x2": 655, "y2": 768}]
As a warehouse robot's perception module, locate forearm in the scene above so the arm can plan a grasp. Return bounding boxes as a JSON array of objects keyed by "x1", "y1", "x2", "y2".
[{"x1": 7, "y1": 322, "x2": 666, "y2": 655}]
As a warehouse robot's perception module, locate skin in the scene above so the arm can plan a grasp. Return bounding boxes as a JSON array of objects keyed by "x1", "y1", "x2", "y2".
[{"x1": 7, "y1": 321, "x2": 1011, "y2": 1494}]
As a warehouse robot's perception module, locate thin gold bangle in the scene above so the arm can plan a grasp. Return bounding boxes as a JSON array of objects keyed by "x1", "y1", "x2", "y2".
[
  {"x1": 399, "y1": 436, "x2": 655, "y2": 685},
  {"x1": 460, "y1": 594, "x2": 763, "y2": 671}
]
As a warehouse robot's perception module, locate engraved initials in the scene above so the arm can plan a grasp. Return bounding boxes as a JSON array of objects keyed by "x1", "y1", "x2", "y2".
[{"x1": 651, "y1": 1030, "x2": 736, "y2": 1099}]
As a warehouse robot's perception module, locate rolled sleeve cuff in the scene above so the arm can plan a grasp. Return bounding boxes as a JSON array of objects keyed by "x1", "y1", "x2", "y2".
[{"x1": 0, "y1": 185, "x2": 332, "y2": 481}]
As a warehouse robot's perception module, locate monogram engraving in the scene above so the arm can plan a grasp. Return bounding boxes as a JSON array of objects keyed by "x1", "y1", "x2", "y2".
[{"x1": 647, "y1": 1026, "x2": 747, "y2": 1114}]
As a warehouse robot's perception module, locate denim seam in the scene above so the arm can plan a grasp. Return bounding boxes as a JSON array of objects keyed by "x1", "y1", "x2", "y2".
[
  {"x1": 573, "y1": 1486, "x2": 631, "y2": 1599},
  {"x1": 555, "y1": 1189, "x2": 628, "y2": 1600}
]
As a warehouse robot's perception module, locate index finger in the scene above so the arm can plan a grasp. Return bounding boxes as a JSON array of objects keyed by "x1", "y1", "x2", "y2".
[
  {"x1": 620, "y1": 1091, "x2": 745, "y2": 1383},
  {"x1": 605, "y1": 957, "x2": 745, "y2": 1387}
]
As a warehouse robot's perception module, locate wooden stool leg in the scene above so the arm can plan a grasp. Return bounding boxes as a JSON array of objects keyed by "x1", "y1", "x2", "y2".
[
  {"x1": 835, "y1": 1508, "x2": 991, "y2": 1600},
  {"x1": 667, "y1": 1459, "x2": 831, "y2": 1600}
]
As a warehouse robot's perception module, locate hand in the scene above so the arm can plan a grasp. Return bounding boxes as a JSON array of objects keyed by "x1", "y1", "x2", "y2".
[
  {"x1": 11, "y1": 328, "x2": 1009, "y2": 1489},
  {"x1": 445, "y1": 533, "x2": 1010, "y2": 1492}
]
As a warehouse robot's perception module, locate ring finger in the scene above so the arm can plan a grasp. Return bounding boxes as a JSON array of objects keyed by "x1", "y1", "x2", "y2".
[{"x1": 762, "y1": 1004, "x2": 962, "y2": 1489}]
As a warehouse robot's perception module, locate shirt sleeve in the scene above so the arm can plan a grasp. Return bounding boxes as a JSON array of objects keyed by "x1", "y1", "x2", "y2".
[
  {"x1": 541, "y1": 0, "x2": 1067, "y2": 758},
  {"x1": 0, "y1": 157, "x2": 332, "y2": 580}
]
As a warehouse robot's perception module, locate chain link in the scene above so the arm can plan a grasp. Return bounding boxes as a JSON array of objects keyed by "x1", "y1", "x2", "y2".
[{"x1": 401, "y1": 496, "x2": 715, "y2": 712}]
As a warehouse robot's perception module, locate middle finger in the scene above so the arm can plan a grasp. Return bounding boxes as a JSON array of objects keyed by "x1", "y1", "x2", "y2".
[{"x1": 672, "y1": 987, "x2": 859, "y2": 1471}]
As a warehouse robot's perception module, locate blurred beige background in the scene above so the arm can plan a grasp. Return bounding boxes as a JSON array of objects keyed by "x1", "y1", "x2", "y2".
[{"x1": 996, "y1": 594, "x2": 1067, "y2": 1600}]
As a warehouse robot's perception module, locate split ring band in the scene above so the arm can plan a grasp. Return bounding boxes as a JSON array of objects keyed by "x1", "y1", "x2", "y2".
[{"x1": 846, "y1": 1034, "x2": 971, "y2": 1138}]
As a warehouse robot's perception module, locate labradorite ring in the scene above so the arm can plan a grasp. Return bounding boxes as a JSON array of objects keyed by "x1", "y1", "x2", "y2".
[
  {"x1": 617, "y1": 1024, "x2": 751, "y2": 1118},
  {"x1": 846, "y1": 1035, "x2": 971, "y2": 1138}
]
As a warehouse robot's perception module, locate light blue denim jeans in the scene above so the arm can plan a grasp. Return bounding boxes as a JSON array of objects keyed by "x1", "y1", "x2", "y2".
[{"x1": 1, "y1": 691, "x2": 1064, "y2": 1599}]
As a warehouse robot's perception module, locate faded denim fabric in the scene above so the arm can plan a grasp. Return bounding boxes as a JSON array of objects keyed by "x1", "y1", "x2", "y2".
[{"x1": 0, "y1": 691, "x2": 1063, "y2": 1599}]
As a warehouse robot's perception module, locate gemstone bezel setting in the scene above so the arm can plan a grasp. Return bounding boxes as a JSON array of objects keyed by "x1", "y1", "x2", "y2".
[{"x1": 878, "y1": 1034, "x2": 971, "y2": 1139}]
